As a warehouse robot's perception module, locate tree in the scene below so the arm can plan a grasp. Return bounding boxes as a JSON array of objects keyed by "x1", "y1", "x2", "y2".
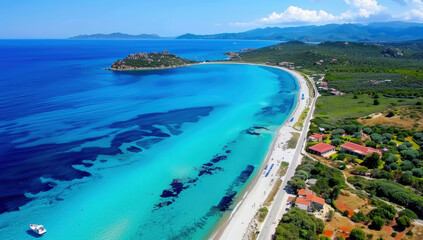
[
  {"x1": 399, "y1": 209, "x2": 418, "y2": 220},
  {"x1": 362, "y1": 152, "x2": 382, "y2": 169},
  {"x1": 396, "y1": 216, "x2": 411, "y2": 231},
  {"x1": 400, "y1": 161, "x2": 414, "y2": 171},
  {"x1": 332, "y1": 128, "x2": 346, "y2": 136},
  {"x1": 412, "y1": 168, "x2": 423, "y2": 178},
  {"x1": 401, "y1": 149, "x2": 419, "y2": 160},
  {"x1": 373, "y1": 99, "x2": 380, "y2": 105},
  {"x1": 372, "y1": 216, "x2": 385, "y2": 230},
  {"x1": 275, "y1": 207, "x2": 325, "y2": 240},
  {"x1": 363, "y1": 128, "x2": 372, "y2": 134},
  {"x1": 288, "y1": 177, "x2": 306, "y2": 193},
  {"x1": 351, "y1": 212, "x2": 365, "y2": 222},
  {"x1": 350, "y1": 228, "x2": 366, "y2": 240},
  {"x1": 331, "y1": 139, "x2": 342, "y2": 146}
]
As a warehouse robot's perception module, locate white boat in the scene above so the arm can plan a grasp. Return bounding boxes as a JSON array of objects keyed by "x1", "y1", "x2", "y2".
[{"x1": 30, "y1": 224, "x2": 47, "y2": 235}]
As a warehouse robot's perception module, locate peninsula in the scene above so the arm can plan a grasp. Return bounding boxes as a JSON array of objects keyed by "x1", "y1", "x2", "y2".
[{"x1": 109, "y1": 51, "x2": 197, "y2": 70}]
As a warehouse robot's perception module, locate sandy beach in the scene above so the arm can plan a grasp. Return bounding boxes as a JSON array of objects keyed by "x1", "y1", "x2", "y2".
[{"x1": 208, "y1": 63, "x2": 315, "y2": 240}]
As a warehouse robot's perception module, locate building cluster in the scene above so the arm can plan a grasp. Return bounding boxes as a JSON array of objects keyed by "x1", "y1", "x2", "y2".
[
  {"x1": 369, "y1": 79, "x2": 392, "y2": 84},
  {"x1": 265, "y1": 61, "x2": 303, "y2": 70},
  {"x1": 277, "y1": 61, "x2": 303, "y2": 70},
  {"x1": 307, "y1": 133, "x2": 382, "y2": 158}
]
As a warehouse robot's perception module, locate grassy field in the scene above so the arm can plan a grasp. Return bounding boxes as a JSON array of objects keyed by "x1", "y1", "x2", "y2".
[
  {"x1": 294, "y1": 107, "x2": 310, "y2": 130},
  {"x1": 287, "y1": 132, "x2": 301, "y2": 149},
  {"x1": 314, "y1": 94, "x2": 423, "y2": 123},
  {"x1": 358, "y1": 105, "x2": 423, "y2": 130}
]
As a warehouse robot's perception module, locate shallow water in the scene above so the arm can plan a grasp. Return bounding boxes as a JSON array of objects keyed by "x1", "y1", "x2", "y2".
[{"x1": 0, "y1": 40, "x2": 298, "y2": 239}]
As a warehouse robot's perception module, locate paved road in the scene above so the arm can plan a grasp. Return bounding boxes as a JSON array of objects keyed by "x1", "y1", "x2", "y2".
[{"x1": 257, "y1": 75, "x2": 319, "y2": 240}]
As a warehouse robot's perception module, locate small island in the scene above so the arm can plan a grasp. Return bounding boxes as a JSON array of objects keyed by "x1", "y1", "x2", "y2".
[{"x1": 109, "y1": 51, "x2": 197, "y2": 70}]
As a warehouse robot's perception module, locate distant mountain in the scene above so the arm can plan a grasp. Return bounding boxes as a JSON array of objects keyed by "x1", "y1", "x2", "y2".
[
  {"x1": 177, "y1": 22, "x2": 423, "y2": 42},
  {"x1": 70, "y1": 32, "x2": 161, "y2": 39}
]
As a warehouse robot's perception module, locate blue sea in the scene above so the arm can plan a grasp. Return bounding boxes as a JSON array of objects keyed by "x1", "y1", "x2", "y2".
[{"x1": 0, "y1": 39, "x2": 299, "y2": 239}]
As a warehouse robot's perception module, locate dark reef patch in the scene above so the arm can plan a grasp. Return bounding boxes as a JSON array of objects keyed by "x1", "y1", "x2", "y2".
[
  {"x1": 0, "y1": 106, "x2": 213, "y2": 214},
  {"x1": 154, "y1": 146, "x2": 232, "y2": 210},
  {"x1": 210, "y1": 165, "x2": 254, "y2": 213},
  {"x1": 127, "y1": 146, "x2": 142, "y2": 153},
  {"x1": 243, "y1": 125, "x2": 270, "y2": 136}
]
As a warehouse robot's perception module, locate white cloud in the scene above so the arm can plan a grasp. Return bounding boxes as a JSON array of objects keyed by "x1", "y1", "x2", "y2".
[
  {"x1": 259, "y1": 6, "x2": 338, "y2": 24},
  {"x1": 231, "y1": 6, "x2": 339, "y2": 26},
  {"x1": 401, "y1": 0, "x2": 423, "y2": 21},
  {"x1": 344, "y1": 0, "x2": 385, "y2": 18},
  {"x1": 230, "y1": 0, "x2": 423, "y2": 27}
]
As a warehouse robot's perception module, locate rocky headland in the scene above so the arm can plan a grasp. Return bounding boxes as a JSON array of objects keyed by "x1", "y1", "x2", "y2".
[{"x1": 109, "y1": 51, "x2": 197, "y2": 70}]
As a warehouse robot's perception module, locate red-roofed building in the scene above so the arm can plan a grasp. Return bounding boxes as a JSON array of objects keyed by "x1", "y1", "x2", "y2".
[
  {"x1": 340, "y1": 142, "x2": 382, "y2": 158},
  {"x1": 308, "y1": 143, "x2": 336, "y2": 157},
  {"x1": 296, "y1": 189, "x2": 325, "y2": 211},
  {"x1": 308, "y1": 133, "x2": 325, "y2": 142},
  {"x1": 298, "y1": 189, "x2": 316, "y2": 198},
  {"x1": 306, "y1": 195, "x2": 325, "y2": 209},
  {"x1": 295, "y1": 197, "x2": 311, "y2": 211},
  {"x1": 287, "y1": 196, "x2": 295, "y2": 203}
]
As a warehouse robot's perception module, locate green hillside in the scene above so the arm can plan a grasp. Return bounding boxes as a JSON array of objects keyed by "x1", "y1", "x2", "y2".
[{"x1": 240, "y1": 41, "x2": 423, "y2": 96}]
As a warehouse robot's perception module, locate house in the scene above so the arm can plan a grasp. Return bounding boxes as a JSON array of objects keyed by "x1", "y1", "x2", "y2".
[
  {"x1": 306, "y1": 194, "x2": 325, "y2": 210},
  {"x1": 299, "y1": 189, "x2": 316, "y2": 198},
  {"x1": 308, "y1": 143, "x2": 336, "y2": 157},
  {"x1": 309, "y1": 133, "x2": 325, "y2": 142},
  {"x1": 331, "y1": 90, "x2": 345, "y2": 96},
  {"x1": 340, "y1": 142, "x2": 382, "y2": 158},
  {"x1": 278, "y1": 61, "x2": 294, "y2": 67},
  {"x1": 296, "y1": 189, "x2": 325, "y2": 211},
  {"x1": 295, "y1": 197, "x2": 311, "y2": 211},
  {"x1": 306, "y1": 179, "x2": 317, "y2": 186}
]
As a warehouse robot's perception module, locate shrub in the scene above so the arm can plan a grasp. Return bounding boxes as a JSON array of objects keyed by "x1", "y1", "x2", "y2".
[
  {"x1": 371, "y1": 216, "x2": 385, "y2": 230},
  {"x1": 350, "y1": 228, "x2": 366, "y2": 240},
  {"x1": 406, "y1": 230, "x2": 414, "y2": 236},
  {"x1": 351, "y1": 212, "x2": 366, "y2": 222},
  {"x1": 391, "y1": 232, "x2": 397, "y2": 237},
  {"x1": 396, "y1": 216, "x2": 411, "y2": 231},
  {"x1": 343, "y1": 210, "x2": 350, "y2": 217}
]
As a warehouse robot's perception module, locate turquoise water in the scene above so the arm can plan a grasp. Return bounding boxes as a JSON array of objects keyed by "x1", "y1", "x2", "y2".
[{"x1": 0, "y1": 40, "x2": 298, "y2": 239}]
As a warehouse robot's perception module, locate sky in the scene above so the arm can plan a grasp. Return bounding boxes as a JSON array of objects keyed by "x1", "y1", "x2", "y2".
[{"x1": 1, "y1": 0, "x2": 423, "y2": 38}]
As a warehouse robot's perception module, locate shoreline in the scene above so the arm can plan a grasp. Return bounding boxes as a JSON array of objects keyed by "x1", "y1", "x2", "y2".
[{"x1": 205, "y1": 62, "x2": 311, "y2": 240}]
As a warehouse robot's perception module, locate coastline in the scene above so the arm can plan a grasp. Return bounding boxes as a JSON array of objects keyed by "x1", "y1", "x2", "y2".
[{"x1": 204, "y1": 62, "x2": 311, "y2": 240}]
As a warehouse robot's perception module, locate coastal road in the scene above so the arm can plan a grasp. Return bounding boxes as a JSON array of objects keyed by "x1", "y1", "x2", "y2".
[{"x1": 257, "y1": 74, "x2": 319, "y2": 240}]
